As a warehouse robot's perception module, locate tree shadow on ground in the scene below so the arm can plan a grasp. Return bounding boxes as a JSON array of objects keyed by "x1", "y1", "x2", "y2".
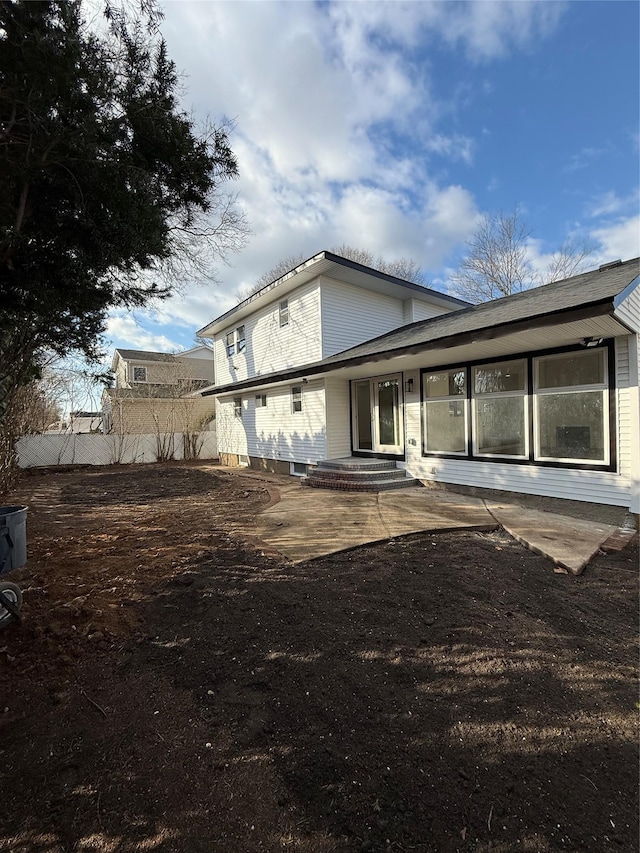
[{"x1": 2, "y1": 529, "x2": 637, "y2": 853}]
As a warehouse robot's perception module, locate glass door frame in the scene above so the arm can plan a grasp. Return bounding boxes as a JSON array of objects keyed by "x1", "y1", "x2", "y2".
[{"x1": 351, "y1": 373, "x2": 405, "y2": 456}]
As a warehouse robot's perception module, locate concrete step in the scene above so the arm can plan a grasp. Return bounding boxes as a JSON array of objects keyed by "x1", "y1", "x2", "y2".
[
  {"x1": 316, "y1": 458, "x2": 397, "y2": 472},
  {"x1": 303, "y1": 475, "x2": 421, "y2": 492},
  {"x1": 309, "y1": 467, "x2": 408, "y2": 483},
  {"x1": 303, "y1": 457, "x2": 420, "y2": 492}
]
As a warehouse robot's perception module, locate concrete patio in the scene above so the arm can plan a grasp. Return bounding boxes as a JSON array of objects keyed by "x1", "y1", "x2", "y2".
[{"x1": 215, "y1": 466, "x2": 637, "y2": 574}]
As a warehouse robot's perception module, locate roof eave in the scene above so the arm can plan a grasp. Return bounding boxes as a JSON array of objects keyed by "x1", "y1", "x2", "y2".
[
  {"x1": 197, "y1": 251, "x2": 469, "y2": 338},
  {"x1": 201, "y1": 296, "x2": 617, "y2": 397}
]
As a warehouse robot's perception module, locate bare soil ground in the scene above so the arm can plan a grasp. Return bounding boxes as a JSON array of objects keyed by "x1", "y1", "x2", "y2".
[{"x1": 1, "y1": 462, "x2": 637, "y2": 853}]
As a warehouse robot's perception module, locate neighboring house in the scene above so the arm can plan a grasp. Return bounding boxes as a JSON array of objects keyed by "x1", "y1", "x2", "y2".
[
  {"x1": 102, "y1": 345, "x2": 216, "y2": 435},
  {"x1": 198, "y1": 251, "x2": 640, "y2": 514},
  {"x1": 46, "y1": 411, "x2": 103, "y2": 434}
]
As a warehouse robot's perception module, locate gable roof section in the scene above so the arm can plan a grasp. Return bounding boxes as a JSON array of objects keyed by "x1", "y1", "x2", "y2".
[
  {"x1": 197, "y1": 250, "x2": 470, "y2": 337},
  {"x1": 202, "y1": 257, "x2": 640, "y2": 396},
  {"x1": 114, "y1": 349, "x2": 176, "y2": 363},
  {"x1": 322, "y1": 257, "x2": 640, "y2": 365}
]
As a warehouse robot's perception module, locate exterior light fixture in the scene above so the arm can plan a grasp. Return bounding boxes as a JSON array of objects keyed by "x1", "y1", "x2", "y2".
[
  {"x1": 581, "y1": 337, "x2": 604, "y2": 348},
  {"x1": 405, "y1": 377, "x2": 414, "y2": 392}
]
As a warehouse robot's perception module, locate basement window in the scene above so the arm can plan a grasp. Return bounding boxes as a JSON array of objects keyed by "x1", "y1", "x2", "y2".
[{"x1": 291, "y1": 462, "x2": 308, "y2": 476}]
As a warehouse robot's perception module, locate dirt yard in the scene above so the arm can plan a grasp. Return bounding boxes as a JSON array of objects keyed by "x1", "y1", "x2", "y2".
[{"x1": 1, "y1": 462, "x2": 638, "y2": 853}]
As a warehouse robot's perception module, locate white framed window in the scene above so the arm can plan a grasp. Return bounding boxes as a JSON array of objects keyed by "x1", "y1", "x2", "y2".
[
  {"x1": 423, "y1": 368, "x2": 467, "y2": 455},
  {"x1": 533, "y1": 349, "x2": 609, "y2": 464},
  {"x1": 226, "y1": 331, "x2": 235, "y2": 357},
  {"x1": 255, "y1": 393, "x2": 267, "y2": 408},
  {"x1": 291, "y1": 385, "x2": 302, "y2": 413},
  {"x1": 291, "y1": 462, "x2": 308, "y2": 476},
  {"x1": 236, "y1": 325, "x2": 246, "y2": 353},
  {"x1": 279, "y1": 298, "x2": 289, "y2": 327},
  {"x1": 472, "y1": 359, "x2": 528, "y2": 459},
  {"x1": 233, "y1": 397, "x2": 242, "y2": 419},
  {"x1": 132, "y1": 366, "x2": 147, "y2": 382}
]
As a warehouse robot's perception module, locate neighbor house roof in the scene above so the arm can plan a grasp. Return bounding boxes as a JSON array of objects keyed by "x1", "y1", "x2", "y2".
[
  {"x1": 114, "y1": 349, "x2": 176, "y2": 363},
  {"x1": 197, "y1": 250, "x2": 470, "y2": 338},
  {"x1": 202, "y1": 257, "x2": 640, "y2": 396}
]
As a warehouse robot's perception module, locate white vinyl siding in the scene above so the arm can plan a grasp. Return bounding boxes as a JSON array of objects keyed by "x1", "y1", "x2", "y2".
[
  {"x1": 325, "y1": 376, "x2": 351, "y2": 459},
  {"x1": 613, "y1": 279, "x2": 640, "y2": 333},
  {"x1": 410, "y1": 299, "x2": 453, "y2": 323},
  {"x1": 216, "y1": 397, "x2": 248, "y2": 458},
  {"x1": 216, "y1": 381, "x2": 326, "y2": 464},
  {"x1": 214, "y1": 281, "x2": 322, "y2": 385},
  {"x1": 320, "y1": 277, "x2": 405, "y2": 358},
  {"x1": 615, "y1": 335, "x2": 640, "y2": 513}
]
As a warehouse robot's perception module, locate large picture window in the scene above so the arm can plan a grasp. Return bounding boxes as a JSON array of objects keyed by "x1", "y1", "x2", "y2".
[
  {"x1": 421, "y1": 344, "x2": 613, "y2": 469},
  {"x1": 534, "y1": 350, "x2": 608, "y2": 464},
  {"x1": 472, "y1": 359, "x2": 527, "y2": 458},
  {"x1": 423, "y1": 368, "x2": 467, "y2": 454}
]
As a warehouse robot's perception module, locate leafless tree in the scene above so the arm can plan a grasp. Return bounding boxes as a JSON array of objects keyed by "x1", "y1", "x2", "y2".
[
  {"x1": 449, "y1": 207, "x2": 596, "y2": 303},
  {"x1": 239, "y1": 244, "x2": 427, "y2": 301},
  {"x1": 330, "y1": 245, "x2": 426, "y2": 285},
  {"x1": 545, "y1": 237, "x2": 597, "y2": 283}
]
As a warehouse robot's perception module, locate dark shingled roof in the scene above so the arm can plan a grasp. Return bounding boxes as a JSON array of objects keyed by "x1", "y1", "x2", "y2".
[{"x1": 202, "y1": 258, "x2": 639, "y2": 396}]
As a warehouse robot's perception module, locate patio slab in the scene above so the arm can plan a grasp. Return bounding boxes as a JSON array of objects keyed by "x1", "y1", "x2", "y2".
[
  {"x1": 217, "y1": 466, "x2": 627, "y2": 571},
  {"x1": 485, "y1": 502, "x2": 618, "y2": 575},
  {"x1": 255, "y1": 483, "x2": 497, "y2": 563}
]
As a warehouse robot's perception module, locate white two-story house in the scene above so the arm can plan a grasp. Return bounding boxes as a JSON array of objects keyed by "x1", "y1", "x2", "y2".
[{"x1": 198, "y1": 251, "x2": 640, "y2": 515}]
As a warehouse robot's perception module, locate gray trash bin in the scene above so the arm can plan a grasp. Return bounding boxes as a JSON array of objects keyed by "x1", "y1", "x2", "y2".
[{"x1": 0, "y1": 505, "x2": 28, "y2": 573}]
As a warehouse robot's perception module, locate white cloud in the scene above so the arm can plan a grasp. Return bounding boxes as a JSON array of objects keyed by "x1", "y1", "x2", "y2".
[
  {"x1": 591, "y1": 216, "x2": 640, "y2": 262},
  {"x1": 587, "y1": 189, "x2": 639, "y2": 219},
  {"x1": 105, "y1": 314, "x2": 182, "y2": 353},
  {"x1": 80, "y1": 0, "x2": 565, "y2": 349}
]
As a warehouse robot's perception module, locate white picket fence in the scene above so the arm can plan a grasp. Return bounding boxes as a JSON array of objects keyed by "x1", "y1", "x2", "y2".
[{"x1": 16, "y1": 429, "x2": 217, "y2": 468}]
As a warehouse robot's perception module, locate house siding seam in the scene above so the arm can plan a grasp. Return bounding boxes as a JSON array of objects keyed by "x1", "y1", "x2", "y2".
[
  {"x1": 216, "y1": 380, "x2": 326, "y2": 465},
  {"x1": 213, "y1": 280, "x2": 322, "y2": 386}
]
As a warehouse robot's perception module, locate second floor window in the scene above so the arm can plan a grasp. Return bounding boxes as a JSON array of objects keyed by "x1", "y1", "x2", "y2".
[
  {"x1": 132, "y1": 366, "x2": 147, "y2": 382},
  {"x1": 291, "y1": 385, "x2": 302, "y2": 413},
  {"x1": 236, "y1": 325, "x2": 246, "y2": 352},
  {"x1": 233, "y1": 397, "x2": 242, "y2": 419},
  {"x1": 226, "y1": 331, "x2": 235, "y2": 357},
  {"x1": 279, "y1": 299, "x2": 289, "y2": 327}
]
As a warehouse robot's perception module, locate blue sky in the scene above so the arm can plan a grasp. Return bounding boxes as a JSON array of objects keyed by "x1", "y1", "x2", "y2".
[{"x1": 104, "y1": 0, "x2": 640, "y2": 358}]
